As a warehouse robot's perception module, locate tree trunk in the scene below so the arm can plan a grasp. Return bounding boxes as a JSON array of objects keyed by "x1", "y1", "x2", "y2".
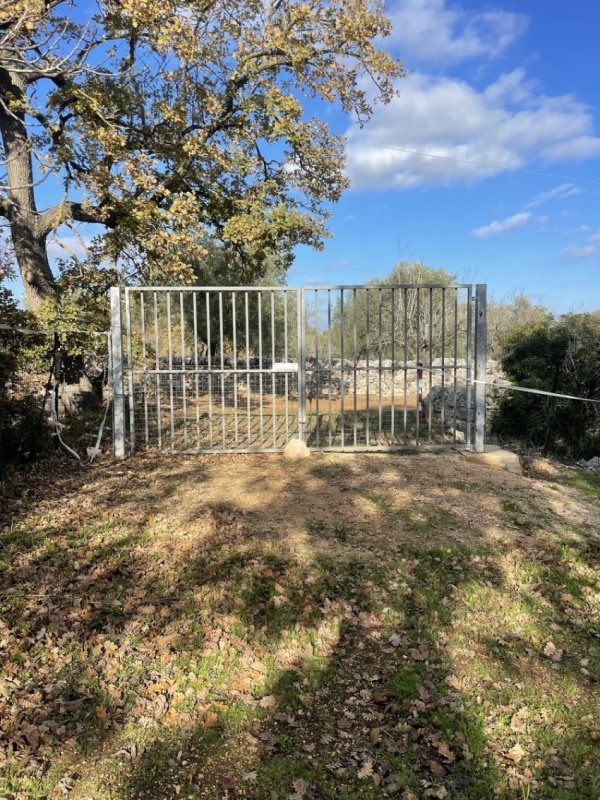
[{"x1": 0, "y1": 64, "x2": 57, "y2": 311}]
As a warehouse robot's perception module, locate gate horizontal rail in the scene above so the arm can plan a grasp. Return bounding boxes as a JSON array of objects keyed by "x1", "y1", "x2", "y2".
[{"x1": 110, "y1": 283, "x2": 486, "y2": 456}]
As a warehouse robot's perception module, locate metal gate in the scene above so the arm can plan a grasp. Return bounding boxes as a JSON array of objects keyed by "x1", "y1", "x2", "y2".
[{"x1": 110, "y1": 284, "x2": 486, "y2": 456}]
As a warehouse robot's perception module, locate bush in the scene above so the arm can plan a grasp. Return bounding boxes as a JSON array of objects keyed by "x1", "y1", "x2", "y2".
[
  {"x1": 0, "y1": 394, "x2": 52, "y2": 476},
  {"x1": 0, "y1": 261, "x2": 53, "y2": 476},
  {"x1": 491, "y1": 312, "x2": 600, "y2": 459}
]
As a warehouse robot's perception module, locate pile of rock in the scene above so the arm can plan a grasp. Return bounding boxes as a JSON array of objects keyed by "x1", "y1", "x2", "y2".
[{"x1": 425, "y1": 359, "x2": 505, "y2": 438}]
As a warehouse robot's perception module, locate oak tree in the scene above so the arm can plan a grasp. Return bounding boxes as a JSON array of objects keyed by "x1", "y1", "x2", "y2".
[{"x1": 0, "y1": 0, "x2": 402, "y2": 310}]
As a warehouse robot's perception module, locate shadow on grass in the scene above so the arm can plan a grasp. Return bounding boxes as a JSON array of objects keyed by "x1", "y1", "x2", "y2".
[
  {"x1": 117, "y1": 548, "x2": 508, "y2": 800},
  {"x1": 1, "y1": 452, "x2": 598, "y2": 799}
]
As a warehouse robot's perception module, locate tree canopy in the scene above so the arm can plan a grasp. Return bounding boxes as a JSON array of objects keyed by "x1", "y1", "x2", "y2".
[{"x1": 0, "y1": 0, "x2": 402, "y2": 309}]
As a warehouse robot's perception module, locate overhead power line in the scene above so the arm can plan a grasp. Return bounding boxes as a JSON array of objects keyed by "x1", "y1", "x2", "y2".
[{"x1": 351, "y1": 140, "x2": 600, "y2": 187}]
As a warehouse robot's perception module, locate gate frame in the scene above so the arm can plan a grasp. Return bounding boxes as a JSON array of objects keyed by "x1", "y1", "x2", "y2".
[{"x1": 110, "y1": 283, "x2": 487, "y2": 457}]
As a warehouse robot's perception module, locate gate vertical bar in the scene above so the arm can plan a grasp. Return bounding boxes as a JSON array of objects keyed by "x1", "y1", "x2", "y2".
[
  {"x1": 180, "y1": 292, "x2": 188, "y2": 450},
  {"x1": 124, "y1": 288, "x2": 135, "y2": 453},
  {"x1": 193, "y1": 292, "x2": 200, "y2": 449},
  {"x1": 245, "y1": 292, "x2": 251, "y2": 444},
  {"x1": 391, "y1": 288, "x2": 396, "y2": 444},
  {"x1": 257, "y1": 292, "x2": 264, "y2": 446},
  {"x1": 415, "y1": 288, "x2": 421, "y2": 447},
  {"x1": 166, "y1": 292, "x2": 175, "y2": 449},
  {"x1": 403, "y1": 288, "x2": 408, "y2": 444},
  {"x1": 378, "y1": 289, "x2": 383, "y2": 438},
  {"x1": 232, "y1": 291, "x2": 240, "y2": 448},
  {"x1": 297, "y1": 288, "x2": 306, "y2": 441},
  {"x1": 153, "y1": 292, "x2": 162, "y2": 450},
  {"x1": 340, "y1": 289, "x2": 345, "y2": 447},
  {"x1": 453, "y1": 288, "x2": 458, "y2": 444},
  {"x1": 140, "y1": 293, "x2": 149, "y2": 446},
  {"x1": 428, "y1": 288, "x2": 433, "y2": 442},
  {"x1": 314, "y1": 290, "x2": 320, "y2": 447},
  {"x1": 206, "y1": 292, "x2": 214, "y2": 448},
  {"x1": 283, "y1": 292, "x2": 289, "y2": 441},
  {"x1": 352, "y1": 288, "x2": 357, "y2": 447},
  {"x1": 327, "y1": 289, "x2": 333, "y2": 446},
  {"x1": 365, "y1": 289, "x2": 370, "y2": 447},
  {"x1": 219, "y1": 292, "x2": 226, "y2": 447},
  {"x1": 270, "y1": 291, "x2": 276, "y2": 447},
  {"x1": 474, "y1": 284, "x2": 487, "y2": 452},
  {"x1": 441, "y1": 288, "x2": 446, "y2": 440},
  {"x1": 465, "y1": 286, "x2": 473, "y2": 448},
  {"x1": 110, "y1": 287, "x2": 126, "y2": 458}
]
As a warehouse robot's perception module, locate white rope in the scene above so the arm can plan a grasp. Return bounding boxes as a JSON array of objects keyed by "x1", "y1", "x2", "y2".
[
  {"x1": 473, "y1": 379, "x2": 600, "y2": 404},
  {"x1": 0, "y1": 323, "x2": 108, "y2": 337},
  {"x1": 85, "y1": 397, "x2": 112, "y2": 463},
  {"x1": 49, "y1": 382, "x2": 83, "y2": 462}
]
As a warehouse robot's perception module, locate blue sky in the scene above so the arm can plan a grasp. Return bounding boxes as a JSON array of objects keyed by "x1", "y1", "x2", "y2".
[
  {"x1": 289, "y1": 0, "x2": 600, "y2": 312},
  {"x1": 8, "y1": 0, "x2": 600, "y2": 313}
]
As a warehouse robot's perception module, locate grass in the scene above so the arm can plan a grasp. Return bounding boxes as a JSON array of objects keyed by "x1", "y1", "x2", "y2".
[
  {"x1": 558, "y1": 468, "x2": 600, "y2": 505},
  {"x1": 0, "y1": 451, "x2": 599, "y2": 798}
]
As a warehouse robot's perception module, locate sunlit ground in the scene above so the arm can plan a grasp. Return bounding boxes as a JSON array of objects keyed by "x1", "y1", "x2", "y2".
[{"x1": 0, "y1": 451, "x2": 598, "y2": 799}]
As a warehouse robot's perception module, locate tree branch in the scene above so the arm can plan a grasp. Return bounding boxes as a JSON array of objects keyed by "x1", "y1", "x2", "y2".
[{"x1": 37, "y1": 198, "x2": 118, "y2": 236}]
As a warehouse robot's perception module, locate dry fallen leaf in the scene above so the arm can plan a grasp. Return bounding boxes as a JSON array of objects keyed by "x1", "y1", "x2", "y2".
[
  {"x1": 510, "y1": 707, "x2": 529, "y2": 733},
  {"x1": 508, "y1": 743, "x2": 526, "y2": 763},
  {"x1": 258, "y1": 694, "x2": 278, "y2": 709},
  {"x1": 543, "y1": 641, "x2": 563, "y2": 661},
  {"x1": 436, "y1": 740, "x2": 454, "y2": 761},
  {"x1": 429, "y1": 758, "x2": 446, "y2": 777},
  {"x1": 202, "y1": 711, "x2": 218, "y2": 729},
  {"x1": 370, "y1": 727, "x2": 382, "y2": 745},
  {"x1": 358, "y1": 758, "x2": 374, "y2": 779},
  {"x1": 291, "y1": 776, "x2": 308, "y2": 798}
]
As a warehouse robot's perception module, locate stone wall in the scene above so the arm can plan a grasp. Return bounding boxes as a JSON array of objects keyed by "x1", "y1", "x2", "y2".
[{"x1": 306, "y1": 358, "x2": 505, "y2": 438}]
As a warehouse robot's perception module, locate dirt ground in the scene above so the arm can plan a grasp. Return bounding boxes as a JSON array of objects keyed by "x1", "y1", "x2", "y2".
[{"x1": 0, "y1": 450, "x2": 599, "y2": 799}]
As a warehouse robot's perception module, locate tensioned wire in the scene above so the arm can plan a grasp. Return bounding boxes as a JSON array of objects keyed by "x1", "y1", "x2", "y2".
[{"x1": 350, "y1": 141, "x2": 600, "y2": 187}]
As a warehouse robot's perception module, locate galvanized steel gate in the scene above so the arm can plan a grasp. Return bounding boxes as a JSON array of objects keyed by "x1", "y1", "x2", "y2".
[{"x1": 110, "y1": 284, "x2": 487, "y2": 456}]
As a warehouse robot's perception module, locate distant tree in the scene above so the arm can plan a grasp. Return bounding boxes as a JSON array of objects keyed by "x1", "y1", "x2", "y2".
[
  {"x1": 325, "y1": 261, "x2": 460, "y2": 362},
  {"x1": 487, "y1": 291, "x2": 553, "y2": 360},
  {"x1": 0, "y1": 0, "x2": 402, "y2": 310}
]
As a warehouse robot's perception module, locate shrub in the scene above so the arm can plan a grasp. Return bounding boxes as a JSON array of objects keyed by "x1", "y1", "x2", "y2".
[
  {"x1": 491, "y1": 312, "x2": 600, "y2": 459},
  {"x1": 0, "y1": 394, "x2": 52, "y2": 476},
  {"x1": 0, "y1": 277, "x2": 52, "y2": 476}
]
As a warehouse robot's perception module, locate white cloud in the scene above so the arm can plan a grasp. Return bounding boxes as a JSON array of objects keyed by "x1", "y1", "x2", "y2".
[
  {"x1": 589, "y1": 231, "x2": 600, "y2": 244},
  {"x1": 526, "y1": 183, "x2": 582, "y2": 208},
  {"x1": 472, "y1": 212, "x2": 531, "y2": 239},
  {"x1": 346, "y1": 71, "x2": 600, "y2": 190},
  {"x1": 562, "y1": 227, "x2": 600, "y2": 261},
  {"x1": 331, "y1": 258, "x2": 352, "y2": 268},
  {"x1": 386, "y1": 0, "x2": 527, "y2": 64},
  {"x1": 563, "y1": 244, "x2": 597, "y2": 261}
]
